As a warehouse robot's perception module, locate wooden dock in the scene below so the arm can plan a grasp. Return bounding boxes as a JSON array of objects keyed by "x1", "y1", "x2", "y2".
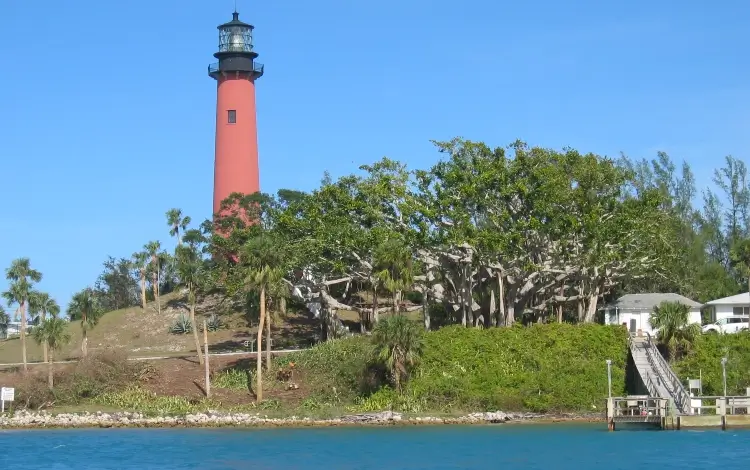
[{"x1": 607, "y1": 396, "x2": 750, "y2": 431}]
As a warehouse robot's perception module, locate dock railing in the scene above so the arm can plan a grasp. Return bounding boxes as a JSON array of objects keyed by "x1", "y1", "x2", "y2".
[
  {"x1": 607, "y1": 396, "x2": 669, "y2": 421},
  {"x1": 684, "y1": 396, "x2": 750, "y2": 416}
]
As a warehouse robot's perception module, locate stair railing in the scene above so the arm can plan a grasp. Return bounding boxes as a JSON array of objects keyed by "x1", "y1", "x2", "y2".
[{"x1": 644, "y1": 332, "x2": 691, "y2": 414}]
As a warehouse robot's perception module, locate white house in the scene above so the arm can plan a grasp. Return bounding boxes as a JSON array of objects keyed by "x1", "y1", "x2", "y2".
[
  {"x1": 603, "y1": 293, "x2": 702, "y2": 335},
  {"x1": 703, "y1": 292, "x2": 750, "y2": 323}
]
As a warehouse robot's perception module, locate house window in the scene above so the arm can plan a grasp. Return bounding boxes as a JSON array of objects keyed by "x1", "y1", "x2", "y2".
[
  {"x1": 732, "y1": 306, "x2": 750, "y2": 316},
  {"x1": 228, "y1": 110, "x2": 237, "y2": 124}
]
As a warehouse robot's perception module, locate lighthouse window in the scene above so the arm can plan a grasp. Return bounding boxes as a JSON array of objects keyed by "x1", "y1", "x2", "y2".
[{"x1": 227, "y1": 110, "x2": 237, "y2": 124}]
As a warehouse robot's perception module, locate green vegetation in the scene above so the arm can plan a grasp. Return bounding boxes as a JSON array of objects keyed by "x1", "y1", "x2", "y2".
[
  {"x1": 281, "y1": 324, "x2": 629, "y2": 413},
  {"x1": 3, "y1": 140, "x2": 750, "y2": 418},
  {"x1": 649, "y1": 301, "x2": 701, "y2": 361},
  {"x1": 674, "y1": 333, "x2": 750, "y2": 396}
]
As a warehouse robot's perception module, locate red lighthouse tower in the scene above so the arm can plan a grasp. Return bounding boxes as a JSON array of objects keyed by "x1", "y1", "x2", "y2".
[{"x1": 208, "y1": 11, "x2": 264, "y2": 217}]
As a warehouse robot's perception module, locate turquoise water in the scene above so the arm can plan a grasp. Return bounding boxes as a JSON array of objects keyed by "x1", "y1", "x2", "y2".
[{"x1": 1, "y1": 425, "x2": 748, "y2": 469}]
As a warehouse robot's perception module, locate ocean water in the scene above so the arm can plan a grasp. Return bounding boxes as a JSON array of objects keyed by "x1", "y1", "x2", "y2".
[{"x1": 1, "y1": 424, "x2": 748, "y2": 469}]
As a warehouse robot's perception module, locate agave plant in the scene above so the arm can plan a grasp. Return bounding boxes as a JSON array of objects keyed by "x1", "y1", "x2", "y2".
[
  {"x1": 170, "y1": 314, "x2": 193, "y2": 335},
  {"x1": 202, "y1": 314, "x2": 223, "y2": 332}
]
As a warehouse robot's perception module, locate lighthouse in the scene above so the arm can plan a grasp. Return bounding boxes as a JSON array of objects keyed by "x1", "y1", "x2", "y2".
[{"x1": 208, "y1": 11, "x2": 264, "y2": 217}]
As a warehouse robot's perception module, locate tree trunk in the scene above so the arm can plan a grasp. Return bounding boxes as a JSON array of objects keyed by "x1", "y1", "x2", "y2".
[
  {"x1": 557, "y1": 285, "x2": 564, "y2": 323},
  {"x1": 373, "y1": 289, "x2": 379, "y2": 324},
  {"x1": 140, "y1": 272, "x2": 147, "y2": 309},
  {"x1": 48, "y1": 350, "x2": 54, "y2": 389},
  {"x1": 20, "y1": 301, "x2": 27, "y2": 373},
  {"x1": 279, "y1": 297, "x2": 287, "y2": 315},
  {"x1": 189, "y1": 291, "x2": 204, "y2": 365},
  {"x1": 423, "y1": 292, "x2": 430, "y2": 331},
  {"x1": 203, "y1": 318, "x2": 210, "y2": 398},
  {"x1": 584, "y1": 286, "x2": 601, "y2": 323},
  {"x1": 392, "y1": 291, "x2": 398, "y2": 315},
  {"x1": 256, "y1": 287, "x2": 266, "y2": 403},
  {"x1": 497, "y1": 272, "x2": 505, "y2": 327},
  {"x1": 42, "y1": 340, "x2": 49, "y2": 364},
  {"x1": 82, "y1": 329, "x2": 88, "y2": 357},
  {"x1": 152, "y1": 272, "x2": 158, "y2": 308},
  {"x1": 265, "y1": 308, "x2": 271, "y2": 370}
]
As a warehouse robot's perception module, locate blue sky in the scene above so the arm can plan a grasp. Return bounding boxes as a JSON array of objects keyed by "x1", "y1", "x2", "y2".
[{"x1": 1, "y1": 0, "x2": 749, "y2": 313}]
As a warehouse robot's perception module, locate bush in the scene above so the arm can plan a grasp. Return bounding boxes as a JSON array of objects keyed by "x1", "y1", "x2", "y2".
[
  {"x1": 405, "y1": 323, "x2": 628, "y2": 412},
  {"x1": 673, "y1": 332, "x2": 750, "y2": 396},
  {"x1": 170, "y1": 314, "x2": 193, "y2": 334},
  {"x1": 15, "y1": 350, "x2": 148, "y2": 409},
  {"x1": 278, "y1": 336, "x2": 378, "y2": 402},
  {"x1": 281, "y1": 323, "x2": 628, "y2": 413}
]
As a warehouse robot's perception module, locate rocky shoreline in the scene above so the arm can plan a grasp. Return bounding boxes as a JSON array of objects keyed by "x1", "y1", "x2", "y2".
[{"x1": 0, "y1": 410, "x2": 604, "y2": 429}]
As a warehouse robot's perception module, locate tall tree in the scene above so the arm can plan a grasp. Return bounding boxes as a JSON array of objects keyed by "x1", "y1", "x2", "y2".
[
  {"x1": 166, "y1": 208, "x2": 191, "y2": 247},
  {"x1": 2, "y1": 258, "x2": 43, "y2": 372},
  {"x1": 94, "y1": 256, "x2": 139, "y2": 311},
  {"x1": 144, "y1": 241, "x2": 164, "y2": 314},
  {"x1": 713, "y1": 156, "x2": 749, "y2": 247},
  {"x1": 27, "y1": 292, "x2": 60, "y2": 363},
  {"x1": 33, "y1": 317, "x2": 70, "y2": 389},
  {"x1": 730, "y1": 238, "x2": 750, "y2": 294},
  {"x1": 131, "y1": 251, "x2": 149, "y2": 309},
  {"x1": 242, "y1": 233, "x2": 287, "y2": 402},
  {"x1": 67, "y1": 288, "x2": 103, "y2": 358},
  {"x1": 175, "y1": 229, "x2": 206, "y2": 365}
]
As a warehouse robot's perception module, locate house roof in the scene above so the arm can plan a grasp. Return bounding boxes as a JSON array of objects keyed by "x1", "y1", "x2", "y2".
[
  {"x1": 610, "y1": 293, "x2": 702, "y2": 310},
  {"x1": 704, "y1": 292, "x2": 750, "y2": 306}
]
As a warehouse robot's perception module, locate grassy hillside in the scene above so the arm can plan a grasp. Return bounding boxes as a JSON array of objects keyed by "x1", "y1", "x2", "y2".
[
  {"x1": 282, "y1": 323, "x2": 629, "y2": 413},
  {"x1": 0, "y1": 291, "x2": 318, "y2": 365},
  {"x1": 1, "y1": 322, "x2": 629, "y2": 415},
  {"x1": 673, "y1": 332, "x2": 750, "y2": 396}
]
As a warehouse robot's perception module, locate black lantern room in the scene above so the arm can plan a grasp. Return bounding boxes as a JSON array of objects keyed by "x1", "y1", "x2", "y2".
[{"x1": 208, "y1": 12, "x2": 264, "y2": 80}]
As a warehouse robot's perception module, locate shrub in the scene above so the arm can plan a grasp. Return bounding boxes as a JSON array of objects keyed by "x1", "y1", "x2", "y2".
[
  {"x1": 673, "y1": 331, "x2": 750, "y2": 396},
  {"x1": 371, "y1": 315, "x2": 423, "y2": 391},
  {"x1": 170, "y1": 314, "x2": 193, "y2": 334},
  {"x1": 405, "y1": 323, "x2": 628, "y2": 412},
  {"x1": 15, "y1": 350, "x2": 148, "y2": 409},
  {"x1": 278, "y1": 336, "x2": 376, "y2": 402},
  {"x1": 281, "y1": 323, "x2": 628, "y2": 413},
  {"x1": 202, "y1": 314, "x2": 223, "y2": 332}
]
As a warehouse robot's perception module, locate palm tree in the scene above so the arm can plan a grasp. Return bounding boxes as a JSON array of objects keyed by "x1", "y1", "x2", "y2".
[
  {"x1": 2, "y1": 258, "x2": 43, "y2": 372},
  {"x1": 33, "y1": 317, "x2": 70, "y2": 388},
  {"x1": 372, "y1": 315, "x2": 423, "y2": 391},
  {"x1": 166, "y1": 208, "x2": 192, "y2": 247},
  {"x1": 144, "y1": 241, "x2": 163, "y2": 314},
  {"x1": 175, "y1": 231, "x2": 205, "y2": 365},
  {"x1": 67, "y1": 288, "x2": 102, "y2": 358},
  {"x1": 374, "y1": 238, "x2": 414, "y2": 315},
  {"x1": 131, "y1": 251, "x2": 149, "y2": 309},
  {"x1": 27, "y1": 292, "x2": 60, "y2": 363},
  {"x1": 242, "y1": 234, "x2": 287, "y2": 403},
  {"x1": 649, "y1": 301, "x2": 701, "y2": 361}
]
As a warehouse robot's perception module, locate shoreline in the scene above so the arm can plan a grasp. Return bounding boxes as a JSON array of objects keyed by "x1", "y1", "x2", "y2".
[{"x1": 0, "y1": 410, "x2": 605, "y2": 430}]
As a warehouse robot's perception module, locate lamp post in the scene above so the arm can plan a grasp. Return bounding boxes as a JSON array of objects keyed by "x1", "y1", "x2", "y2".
[
  {"x1": 606, "y1": 359, "x2": 613, "y2": 398},
  {"x1": 721, "y1": 357, "x2": 728, "y2": 397}
]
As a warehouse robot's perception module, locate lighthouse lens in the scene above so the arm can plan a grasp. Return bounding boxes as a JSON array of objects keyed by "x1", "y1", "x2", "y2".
[{"x1": 220, "y1": 26, "x2": 252, "y2": 52}]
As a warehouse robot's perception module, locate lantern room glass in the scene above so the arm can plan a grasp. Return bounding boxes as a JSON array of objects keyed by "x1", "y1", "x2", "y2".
[{"x1": 219, "y1": 25, "x2": 253, "y2": 53}]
